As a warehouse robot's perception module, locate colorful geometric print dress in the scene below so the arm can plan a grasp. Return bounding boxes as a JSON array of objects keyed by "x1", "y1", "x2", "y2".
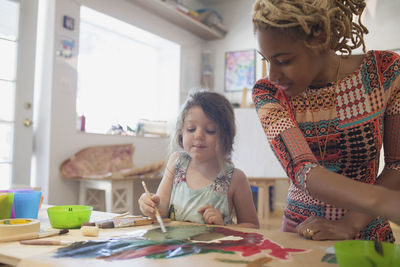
[
  {"x1": 168, "y1": 152, "x2": 234, "y2": 225},
  {"x1": 252, "y1": 50, "x2": 400, "y2": 242}
]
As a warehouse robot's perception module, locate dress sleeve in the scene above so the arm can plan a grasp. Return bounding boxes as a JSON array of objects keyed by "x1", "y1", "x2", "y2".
[
  {"x1": 252, "y1": 79, "x2": 319, "y2": 191},
  {"x1": 383, "y1": 52, "x2": 400, "y2": 172}
]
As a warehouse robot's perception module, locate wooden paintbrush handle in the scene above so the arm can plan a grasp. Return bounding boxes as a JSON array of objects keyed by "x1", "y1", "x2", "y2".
[
  {"x1": 20, "y1": 239, "x2": 74, "y2": 246},
  {"x1": 0, "y1": 232, "x2": 37, "y2": 242}
]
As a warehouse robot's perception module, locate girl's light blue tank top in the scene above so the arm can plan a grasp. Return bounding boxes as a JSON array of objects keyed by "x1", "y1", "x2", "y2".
[{"x1": 169, "y1": 152, "x2": 234, "y2": 225}]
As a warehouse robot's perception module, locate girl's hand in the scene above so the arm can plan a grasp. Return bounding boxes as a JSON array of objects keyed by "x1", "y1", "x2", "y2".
[
  {"x1": 138, "y1": 192, "x2": 160, "y2": 219},
  {"x1": 198, "y1": 205, "x2": 224, "y2": 225},
  {"x1": 296, "y1": 216, "x2": 357, "y2": 241}
]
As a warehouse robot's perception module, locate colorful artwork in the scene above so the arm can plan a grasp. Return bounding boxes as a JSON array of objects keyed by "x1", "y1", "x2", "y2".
[
  {"x1": 54, "y1": 225, "x2": 309, "y2": 262},
  {"x1": 225, "y1": 49, "x2": 256, "y2": 92}
]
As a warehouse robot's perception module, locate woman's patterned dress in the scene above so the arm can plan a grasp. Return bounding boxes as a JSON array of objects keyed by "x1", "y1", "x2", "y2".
[{"x1": 252, "y1": 50, "x2": 400, "y2": 242}]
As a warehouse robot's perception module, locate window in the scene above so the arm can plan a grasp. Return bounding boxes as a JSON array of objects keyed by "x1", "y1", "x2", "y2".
[
  {"x1": 0, "y1": 0, "x2": 19, "y2": 188},
  {"x1": 77, "y1": 6, "x2": 180, "y2": 135}
]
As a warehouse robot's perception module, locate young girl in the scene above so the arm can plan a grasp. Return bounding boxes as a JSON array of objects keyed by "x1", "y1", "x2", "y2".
[
  {"x1": 252, "y1": 0, "x2": 400, "y2": 241},
  {"x1": 139, "y1": 91, "x2": 259, "y2": 229}
]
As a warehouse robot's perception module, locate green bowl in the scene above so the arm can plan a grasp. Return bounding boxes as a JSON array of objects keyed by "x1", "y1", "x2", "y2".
[
  {"x1": 334, "y1": 240, "x2": 400, "y2": 267},
  {"x1": 47, "y1": 205, "x2": 92, "y2": 229}
]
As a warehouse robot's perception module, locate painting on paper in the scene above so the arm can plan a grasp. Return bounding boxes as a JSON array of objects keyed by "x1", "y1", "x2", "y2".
[
  {"x1": 54, "y1": 225, "x2": 309, "y2": 263},
  {"x1": 224, "y1": 49, "x2": 256, "y2": 92}
]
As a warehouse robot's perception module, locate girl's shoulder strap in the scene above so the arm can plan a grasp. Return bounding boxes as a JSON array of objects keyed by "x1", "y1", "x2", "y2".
[
  {"x1": 172, "y1": 151, "x2": 190, "y2": 184},
  {"x1": 214, "y1": 161, "x2": 234, "y2": 187},
  {"x1": 224, "y1": 162, "x2": 235, "y2": 180},
  {"x1": 175, "y1": 151, "x2": 190, "y2": 167}
]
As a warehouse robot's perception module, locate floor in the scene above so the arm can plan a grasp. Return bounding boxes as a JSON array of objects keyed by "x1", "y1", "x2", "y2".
[{"x1": 262, "y1": 210, "x2": 400, "y2": 244}]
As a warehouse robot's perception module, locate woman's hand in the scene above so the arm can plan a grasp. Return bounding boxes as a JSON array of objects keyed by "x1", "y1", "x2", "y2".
[
  {"x1": 296, "y1": 216, "x2": 358, "y2": 241},
  {"x1": 198, "y1": 205, "x2": 224, "y2": 225},
  {"x1": 138, "y1": 192, "x2": 160, "y2": 219}
]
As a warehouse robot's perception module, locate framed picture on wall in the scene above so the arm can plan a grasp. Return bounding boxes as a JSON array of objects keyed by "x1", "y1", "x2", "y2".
[{"x1": 224, "y1": 49, "x2": 256, "y2": 92}]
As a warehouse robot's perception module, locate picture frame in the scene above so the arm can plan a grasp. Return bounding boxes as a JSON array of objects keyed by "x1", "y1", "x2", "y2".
[{"x1": 224, "y1": 49, "x2": 256, "y2": 92}]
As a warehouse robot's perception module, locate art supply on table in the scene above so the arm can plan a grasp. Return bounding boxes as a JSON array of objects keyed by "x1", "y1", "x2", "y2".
[
  {"x1": 81, "y1": 213, "x2": 170, "y2": 229},
  {"x1": 167, "y1": 204, "x2": 176, "y2": 221},
  {"x1": 141, "y1": 181, "x2": 167, "y2": 233},
  {"x1": 81, "y1": 225, "x2": 99, "y2": 237},
  {"x1": 0, "y1": 228, "x2": 68, "y2": 242},
  {"x1": 0, "y1": 189, "x2": 35, "y2": 219},
  {"x1": 0, "y1": 193, "x2": 14, "y2": 219},
  {"x1": 334, "y1": 240, "x2": 400, "y2": 267},
  {"x1": 47, "y1": 205, "x2": 92, "y2": 229},
  {"x1": 374, "y1": 240, "x2": 384, "y2": 256},
  {"x1": 0, "y1": 219, "x2": 41, "y2": 241},
  {"x1": 13, "y1": 190, "x2": 42, "y2": 219},
  {"x1": 20, "y1": 239, "x2": 74, "y2": 246}
]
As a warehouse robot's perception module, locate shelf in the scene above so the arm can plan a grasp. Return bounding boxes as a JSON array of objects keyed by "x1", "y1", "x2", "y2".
[{"x1": 133, "y1": 0, "x2": 225, "y2": 40}]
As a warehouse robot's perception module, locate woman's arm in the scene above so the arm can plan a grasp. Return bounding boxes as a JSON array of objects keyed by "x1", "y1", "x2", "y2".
[
  {"x1": 306, "y1": 166, "x2": 400, "y2": 225},
  {"x1": 229, "y1": 169, "x2": 260, "y2": 229},
  {"x1": 297, "y1": 168, "x2": 400, "y2": 240}
]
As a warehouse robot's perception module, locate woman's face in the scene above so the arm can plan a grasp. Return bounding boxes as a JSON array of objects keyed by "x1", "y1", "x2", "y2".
[{"x1": 257, "y1": 28, "x2": 326, "y2": 97}]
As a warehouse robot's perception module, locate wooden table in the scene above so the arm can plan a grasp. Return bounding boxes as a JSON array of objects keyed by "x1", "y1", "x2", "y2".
[
  {"x1": 248, "y1": 177, "x2": 288, "y2": 225},
  {"x1": 0, "y1": 205, "x2": 338, "y2": 267}
]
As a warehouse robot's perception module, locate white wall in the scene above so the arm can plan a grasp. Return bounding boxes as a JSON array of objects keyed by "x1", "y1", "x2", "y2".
[
  {"x1": 232, "y1": 108, "x2": 286, "y2": 178},
  {"x1": 35, "y1": 0, "x2": 207, "y2": 205},
  {"x1": 360, "y1": 0, "x2": 400, "y2": 52},
  {"x1": 204, "y1": 0, "x2": 258, "y2": 105}
]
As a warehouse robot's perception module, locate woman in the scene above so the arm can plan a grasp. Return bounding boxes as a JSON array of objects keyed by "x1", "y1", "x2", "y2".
[{"x1": 252, "y1": 0, "x2": 400, "y2": 241}]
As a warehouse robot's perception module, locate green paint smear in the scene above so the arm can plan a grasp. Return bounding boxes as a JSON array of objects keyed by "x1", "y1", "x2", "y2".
[
  {"x1": 215, "y1": 258, "x2": 250, "y2": 264},
  {"x1": 321, "y1": 253, "x2": 337, "y2": 264},
  {"x1": 147, "y1": 247, "x2": 234, "y2": 259},
  {"x1": 143, "y1": 225, "x2": 223, "y2": 242}
]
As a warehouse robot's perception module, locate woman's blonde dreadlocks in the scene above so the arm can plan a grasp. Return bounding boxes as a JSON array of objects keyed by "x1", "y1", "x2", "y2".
[{"x1": 252, "y1": 0, "x2": 369, "y2": 56}]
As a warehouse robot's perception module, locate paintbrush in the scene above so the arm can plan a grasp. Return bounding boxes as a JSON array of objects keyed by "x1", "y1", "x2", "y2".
[
  {"x1": 20, "y1": 239, "x2": 74, "y2": 246},
  {"x1": 374, "y1": 240, "x2": 384, "y2": 256},
  {"x1": 0, "y1": 229, "x2": 69, "y2": 242},
  {"x1": 142, "y1": 181, "x2": 167, "y2": 233}
]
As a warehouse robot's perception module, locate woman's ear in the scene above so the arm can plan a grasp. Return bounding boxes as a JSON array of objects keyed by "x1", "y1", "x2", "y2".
[
  {"x1": 309, "y1": 31, "x2": 327, "y2": 46},
  {"x1": 308, "y1": 31, "x2": 329, "y2": 54}
]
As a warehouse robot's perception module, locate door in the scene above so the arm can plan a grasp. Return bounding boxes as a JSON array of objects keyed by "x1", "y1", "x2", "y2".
[{"x1": 0, "y1": 0, "x2": 38, "y2": 188}]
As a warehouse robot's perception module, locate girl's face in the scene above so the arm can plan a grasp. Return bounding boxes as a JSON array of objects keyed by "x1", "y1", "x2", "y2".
[
  {"x1": 257, "y1": 29, "x2": 326, "y2": 97},
  {"x1": 182, "y1": 106, "x2": 220, "y2": 162}
]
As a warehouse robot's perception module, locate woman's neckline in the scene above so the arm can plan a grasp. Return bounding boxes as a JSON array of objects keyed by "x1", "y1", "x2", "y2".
[{"x1": 307, "y1": 51, "x2": 371, "y2": 91}]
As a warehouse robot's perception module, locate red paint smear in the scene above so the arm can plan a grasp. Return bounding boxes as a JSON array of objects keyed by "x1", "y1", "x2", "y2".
[
  {"x1": 259, "y1": 239, "x2": 307, "y2": 260},
  {"x1": 201, "y1": 227, "x2": 308, "y2": 260},
  {"x1": 220, "y1": 239, "x2": 307, "y2": 260}
]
